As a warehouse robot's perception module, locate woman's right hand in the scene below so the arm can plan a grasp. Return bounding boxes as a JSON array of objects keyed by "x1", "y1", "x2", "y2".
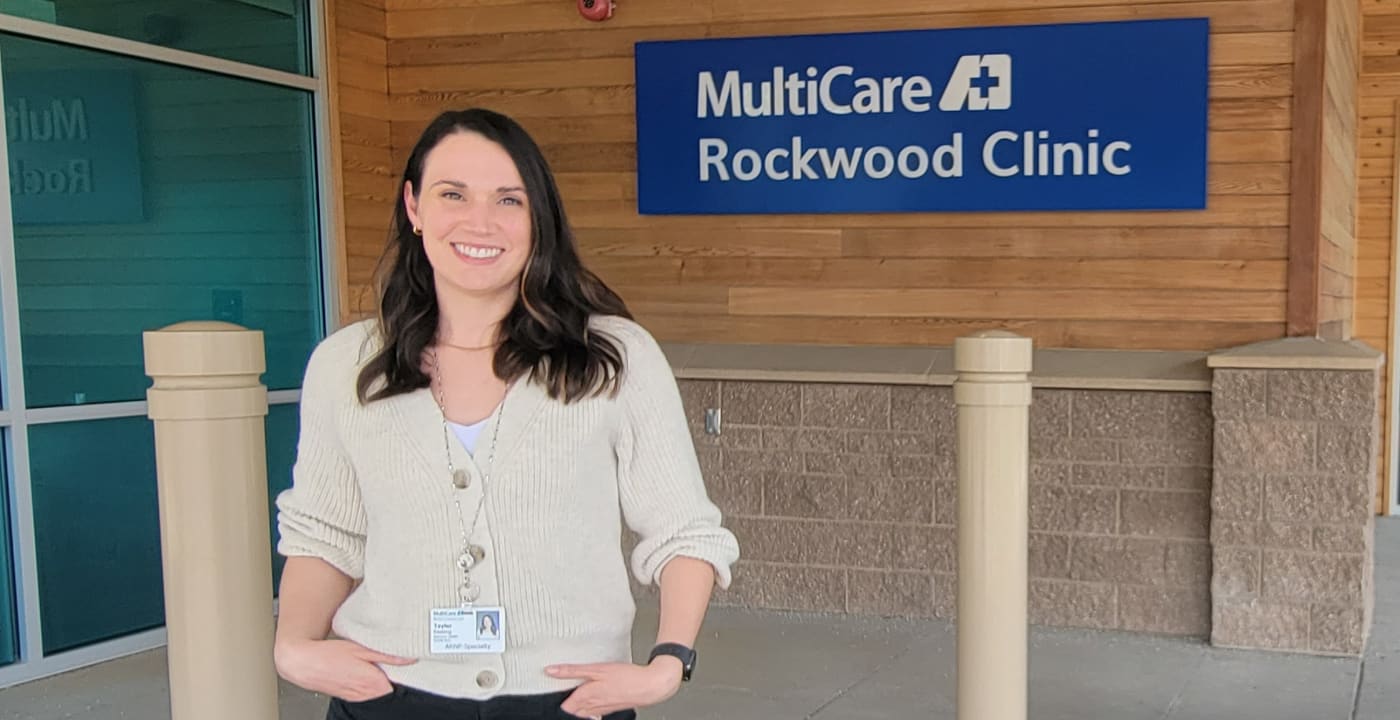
[{"x1": 274, "y1": 638, "x2": 417, "y2": 702}]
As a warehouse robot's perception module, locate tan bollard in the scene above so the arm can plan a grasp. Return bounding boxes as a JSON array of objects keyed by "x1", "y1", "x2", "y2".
[
  {"x1": 143, "y1": 321, "x2": 279, "y2": 720},
  {"x1": 954, "y1": 329, "x2": 1032, "y2": 720}
]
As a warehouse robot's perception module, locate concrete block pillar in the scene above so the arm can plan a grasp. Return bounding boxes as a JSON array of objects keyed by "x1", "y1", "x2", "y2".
[
  {"x1": 143, "y1": 321, "x2": 279, "y2": 720},
  {"x1": 1207, "y1": 338, "x2": 1382, "y2": 656}
]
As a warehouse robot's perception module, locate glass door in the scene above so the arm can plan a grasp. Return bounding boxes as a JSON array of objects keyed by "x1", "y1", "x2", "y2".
[{"x1": 0, "y1": 0, "x2": 332, "y2": 685}]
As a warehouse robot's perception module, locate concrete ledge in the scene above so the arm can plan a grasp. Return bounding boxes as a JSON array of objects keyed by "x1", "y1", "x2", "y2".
[
  {"x1": 1207, "y1": 338, "x2": 1384, "y2": 371},
  {"x1": 659, "y1": 342, "x2": 1212, "y2": 392}
]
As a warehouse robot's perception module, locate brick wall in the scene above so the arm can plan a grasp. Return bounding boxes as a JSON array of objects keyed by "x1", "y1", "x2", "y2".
[
  {"x1": 1028, "y1": 389, "x2": 1213, "y2": 635},
  {"x1": 676, "y1": 379, "x2": 1215, "y2": 638},
  {"x1": 1209, "y1": 368, "x2": 1380, "y2": 654}
]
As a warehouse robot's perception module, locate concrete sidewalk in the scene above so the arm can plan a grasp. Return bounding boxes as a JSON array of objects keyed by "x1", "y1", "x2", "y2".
[
  {"x1": 638, "y1": 610, "x2": 1361, "y2": 720},
  {"x1": 2, "y1": 518, "x2": 1396, "y2": 720},
  {"x1": 0, "y1": 607, "x2": 1365, "y2": 720},
  {"x1": 1354, "y1": 517, "x2": 1400, "y2": 720}
]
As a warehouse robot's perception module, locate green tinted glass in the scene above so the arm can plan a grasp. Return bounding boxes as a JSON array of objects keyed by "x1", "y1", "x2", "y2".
[
  {"x1": 0, "y1": 0, "x2": 310, "y2": 75},
  {"x1": 0, "y1": 438, "x2": 16, "y2": 666},
  {"x1": 266, "y1": 401, "x2": 298, "y2": 590},
  {"x1": 30, "y1": 407, "x2": 303, "y2": 654},
  {"x1": 30, "y1": 417, "x2": 163, "y2": 654},
  {"x1": 1, "y1": 33, "x2": 324, "y2": 408}
]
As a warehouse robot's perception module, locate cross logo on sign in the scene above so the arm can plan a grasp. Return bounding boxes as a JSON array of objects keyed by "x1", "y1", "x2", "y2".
[{"x1": 939, "y1": 54, "x2": 1012, "y2": 111}]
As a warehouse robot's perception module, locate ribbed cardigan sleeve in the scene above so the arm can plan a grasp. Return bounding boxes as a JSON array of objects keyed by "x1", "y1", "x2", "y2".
[
  {"x1": 274, "y1": 334, "x2": 369, "y2": 579},
  {"x1": 612, "y1": 324, "x2": 740, "y2": 589}
]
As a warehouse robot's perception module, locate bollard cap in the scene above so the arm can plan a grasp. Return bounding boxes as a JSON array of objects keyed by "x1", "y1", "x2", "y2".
[
  {"x1": 143, "y1": 321, "x2": 266, "y2": 378},
  {"x1": 954, "y1": 330, "x2": 1033, "y2": 374}
]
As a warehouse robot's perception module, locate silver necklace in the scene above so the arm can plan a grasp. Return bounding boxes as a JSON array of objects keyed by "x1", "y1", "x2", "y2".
[{"x1": 429, "y1": 348, "x2": 504, "y2": 605}]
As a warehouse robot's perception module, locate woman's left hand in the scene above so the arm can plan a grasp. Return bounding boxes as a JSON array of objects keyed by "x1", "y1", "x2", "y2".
[{"x1": 546, "y1": 658, "x2": 684, "y2": 719}]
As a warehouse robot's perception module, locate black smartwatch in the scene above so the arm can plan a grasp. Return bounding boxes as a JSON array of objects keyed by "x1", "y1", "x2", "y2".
[{"x1": 648, "y1": 643, "x2": 697, "y2": 682}]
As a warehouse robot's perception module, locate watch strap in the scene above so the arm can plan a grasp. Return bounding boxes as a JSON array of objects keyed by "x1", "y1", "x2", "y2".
[{"x1": 648, "y1": 642, "x2": 696, "y2": 681}]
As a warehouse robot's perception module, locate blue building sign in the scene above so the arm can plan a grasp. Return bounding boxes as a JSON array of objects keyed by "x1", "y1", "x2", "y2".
[
  {"x1": 634, "y1": 18, "x2": 1209, "y2": 214},
  {"x1": 6, "y1": 70, "x2": 145, "y2": 225}
]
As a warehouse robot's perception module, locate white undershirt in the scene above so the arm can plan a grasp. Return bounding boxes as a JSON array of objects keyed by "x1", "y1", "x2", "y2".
[{"x1": 447, "y1": 417, "x2": 490, "y2": 455}]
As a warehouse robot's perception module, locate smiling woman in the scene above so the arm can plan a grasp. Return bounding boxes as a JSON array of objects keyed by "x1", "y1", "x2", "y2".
[
  {"x1": 352, "y1": 109, "x2": 635, "y2": 405},
  {"x1": 403, "y1": 132, "x2": 534, "y2": 312},
  {"x1": 272, "y1": 108, "x2": 739, "y2": 720}
]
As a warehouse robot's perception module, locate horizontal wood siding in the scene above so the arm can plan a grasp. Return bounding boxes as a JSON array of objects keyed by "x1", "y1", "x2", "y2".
[
  {"x1": 331, "y1": 0, "x2": 394, "y2": 320},
  {"x1": 1359, "y1": 0, "x2": 1396, "y2": 513},
  {"x1": 368, "y1": 0, "x2": 1297, "y2": 351}
]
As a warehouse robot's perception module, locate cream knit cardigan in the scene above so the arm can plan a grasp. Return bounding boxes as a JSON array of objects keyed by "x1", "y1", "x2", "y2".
[{"x1": 275, "y1": 315, "x2": 740, "y2": 700}]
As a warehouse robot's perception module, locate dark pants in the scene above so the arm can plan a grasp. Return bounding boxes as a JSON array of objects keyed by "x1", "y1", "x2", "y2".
[{"x1": 326, "y1": 683, "x2": 638, "y2": 720}]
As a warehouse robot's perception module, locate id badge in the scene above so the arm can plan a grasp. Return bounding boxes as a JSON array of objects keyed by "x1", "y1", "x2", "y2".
[{"x1": 430, "y1": 606, "x2": 505, "y2": 654}]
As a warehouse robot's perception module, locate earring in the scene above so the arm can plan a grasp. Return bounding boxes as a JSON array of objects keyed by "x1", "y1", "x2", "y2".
[{"x1": 413, "y1": 226, "x2": 422, "y2": 236}]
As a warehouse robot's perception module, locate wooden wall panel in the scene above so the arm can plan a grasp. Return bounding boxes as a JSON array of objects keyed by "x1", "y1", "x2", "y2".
[
  {"x1": 328, "y1": 0, "x2": 395, "y2": 321},
  {"x1": 1361, "y1": 2, "x2": 1400, "y2": 513},
  {"x1": 369, "y1": 0, "x2": 1299, "y2": 353},
  {"x1": 1316, "y1": 0, "x2": 1360, "y2": 339}
]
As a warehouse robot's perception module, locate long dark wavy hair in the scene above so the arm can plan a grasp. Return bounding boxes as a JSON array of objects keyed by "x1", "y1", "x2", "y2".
[{"x1": 355, "y1": 108, "x2": 632, "y2": 404}]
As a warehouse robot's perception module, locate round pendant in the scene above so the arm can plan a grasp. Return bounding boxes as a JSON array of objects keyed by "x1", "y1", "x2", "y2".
[
  {"x1": 458, "y1": 582, "x2": 480, "y2": 603},
  {"x1": 452, "y1": 469, "x2": 470, "y2": 489},
  {"x1": 457, "y1": 551, "x2": 476, "y2": 570}
]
